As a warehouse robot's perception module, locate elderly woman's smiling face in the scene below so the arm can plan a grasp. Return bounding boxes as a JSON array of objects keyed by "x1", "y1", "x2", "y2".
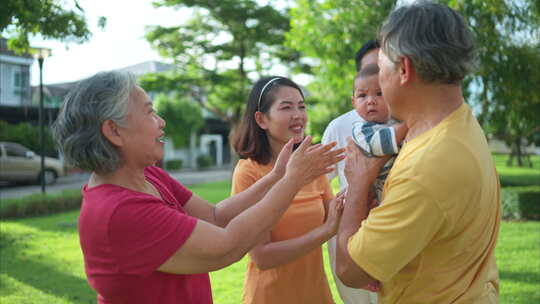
[{"x1": 116, "y1": 86, "x2": 166, "y2": 167}]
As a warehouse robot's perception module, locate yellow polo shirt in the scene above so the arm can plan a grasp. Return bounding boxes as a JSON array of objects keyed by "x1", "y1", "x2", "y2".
[{"x1": 348, "y1": 103, "x2": 500, "y2": 303}]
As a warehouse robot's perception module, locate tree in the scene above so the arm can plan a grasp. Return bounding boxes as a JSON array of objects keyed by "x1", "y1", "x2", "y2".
[
  {"x1": 0, "y1": 0, "x2": 95, "y2": 53},
  {"x1": 486, "y1": 44, "x2": 540, "y2": 167},
  {"x1": 154, "y1": 93, "x2": 204, "y2": 148},
  {"x1": 140, "y1": 0, "x2": 299, "y2": 148},
  {"x1": 286, "y1": 0, "x2": 540, "y2": 164}
]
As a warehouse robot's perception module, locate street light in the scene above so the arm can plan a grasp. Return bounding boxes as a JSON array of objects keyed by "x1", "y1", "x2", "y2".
[{"x1": 32, "y1": 47, "x2": 52, "y2": 194}]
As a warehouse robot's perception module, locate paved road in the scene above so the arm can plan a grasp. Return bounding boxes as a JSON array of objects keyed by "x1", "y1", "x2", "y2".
[{"x1": 0, "y1": 168, "x2": 234, "y2": 200}]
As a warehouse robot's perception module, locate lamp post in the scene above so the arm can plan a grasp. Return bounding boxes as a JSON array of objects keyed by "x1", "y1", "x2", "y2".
[{"x1": 33, "y1": 47, "x2": 52, "y2": 194}]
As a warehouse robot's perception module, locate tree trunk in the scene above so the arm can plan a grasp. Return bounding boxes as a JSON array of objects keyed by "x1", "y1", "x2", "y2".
[
  {"x1": 508, "y1": 137, "x2": 526, "y2": 167},
  {"x1": 477, "y1": 77, "x2": 489, "y2": 128}
]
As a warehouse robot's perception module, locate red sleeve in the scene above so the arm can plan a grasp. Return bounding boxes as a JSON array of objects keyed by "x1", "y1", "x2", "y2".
[
  {"x1": 146, "y1": 166, "x2": 193, "y2": 206},
  {"x1": 108, "y1": 196, "x2": 197, "y2": 275}
]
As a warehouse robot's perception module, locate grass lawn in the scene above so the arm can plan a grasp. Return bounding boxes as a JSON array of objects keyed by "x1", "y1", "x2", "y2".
[{"x1": 1, "y1": 180, "x2": 539, "y2": 303}]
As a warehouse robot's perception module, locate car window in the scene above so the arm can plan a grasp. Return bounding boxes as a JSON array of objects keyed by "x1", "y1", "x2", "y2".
[{"x1": 4, "y1": 144, "x2": 29, "y2": 157}]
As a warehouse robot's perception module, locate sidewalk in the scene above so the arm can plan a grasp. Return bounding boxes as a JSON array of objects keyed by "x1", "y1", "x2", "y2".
[
  {"x1": 169, "y1": 168, "x2": 233, "y2": 186},
  {"x1": 0, "y1": 167, "x2": 234, "y2": 200},
  {"x1": 59, "y1": 167, "x2": 234, "y2": 186}
]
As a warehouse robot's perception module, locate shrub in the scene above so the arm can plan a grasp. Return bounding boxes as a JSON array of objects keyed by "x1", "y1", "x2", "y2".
[
  {"x1": 197, "y1": 154, "x2": 213, "y2": 169},
  {"x1": 0, "y1": 190, "x2": 82, "y2": 219},
  {"x1": 500, "y1": 175, "x2": 540, "y2": 187},
  {"x1": 501, "y1": 186, "x2": 540, "y2": 220},
  {"x1": 166, "y1": 159, "x2": 183, "y2": 170}
]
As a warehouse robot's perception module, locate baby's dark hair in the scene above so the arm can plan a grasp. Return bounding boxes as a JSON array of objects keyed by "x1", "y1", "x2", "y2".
[
  {"x1": 358, "y1": 63, "x2": 380, "y2": 78},
  {"x1": 353, "y1": 64, "x2": 380, "y2": 93}
]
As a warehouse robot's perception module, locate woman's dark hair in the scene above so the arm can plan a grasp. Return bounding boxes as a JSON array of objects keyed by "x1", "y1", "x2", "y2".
[{"x1": 233, "y1": 76, "x2": 304, "y2": 165}]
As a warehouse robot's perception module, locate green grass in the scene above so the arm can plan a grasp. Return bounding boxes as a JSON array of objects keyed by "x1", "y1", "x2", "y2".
[
  {"x1": 492, "y1": 154, "x2": 540, "y2": 186},
  {"x1": 1, "y1": 180, "x2": 539, "y2": 303}
]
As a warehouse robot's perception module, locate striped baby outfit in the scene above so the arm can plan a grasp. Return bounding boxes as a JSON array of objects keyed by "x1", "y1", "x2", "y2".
[{"x1": 351, "y1": 120, "x2": 400, "y2": 202}]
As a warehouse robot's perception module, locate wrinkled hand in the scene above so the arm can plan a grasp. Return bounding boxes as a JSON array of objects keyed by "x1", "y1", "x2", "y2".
[
  {"x1": 285, "y1": 136, "x2": 345, "y2": 187},
  {"x1": 324, "y1": 190, "x2": 345, "y2": 236},
  {"x1": 344, "y1": 137, "x2": 390, "y2": 186}
]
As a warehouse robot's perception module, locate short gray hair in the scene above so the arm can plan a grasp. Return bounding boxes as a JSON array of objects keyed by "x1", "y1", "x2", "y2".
[
  {"x1": 52, "y1": 70, "x2": 137, "y2": 173},
  {"x1": 378, "y1": 1, "x2": 477, "y2": 84}
]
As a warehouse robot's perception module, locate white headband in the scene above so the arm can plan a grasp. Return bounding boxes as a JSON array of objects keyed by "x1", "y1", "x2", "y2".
[{"x1": 257, "y1": 77, "x2": 281, "y2": 111}]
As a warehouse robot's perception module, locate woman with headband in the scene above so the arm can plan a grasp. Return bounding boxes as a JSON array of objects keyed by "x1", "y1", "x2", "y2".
[{"x1": 232, "y1": 76, "x2": 346, "y2": 304}]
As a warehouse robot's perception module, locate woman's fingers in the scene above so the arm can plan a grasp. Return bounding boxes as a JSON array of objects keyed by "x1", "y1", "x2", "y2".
[{"x1": 296, "y1": 135, "x2": 313, "y2": 153}]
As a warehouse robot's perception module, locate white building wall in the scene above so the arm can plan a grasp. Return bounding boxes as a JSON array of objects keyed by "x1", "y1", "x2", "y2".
[{"x1": 0, "y1": 54, "x2": 33, "y2": 107}]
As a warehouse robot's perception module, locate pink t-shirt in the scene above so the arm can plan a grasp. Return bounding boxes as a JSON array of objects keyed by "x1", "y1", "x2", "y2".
[{"x1": 79, "y1": 166, "x2": 212, "y2": 304}]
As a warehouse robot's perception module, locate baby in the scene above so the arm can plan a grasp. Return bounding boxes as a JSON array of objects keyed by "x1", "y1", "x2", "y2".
[{"x1": 351, "y1": 63, "x2": 408, "y2": 203}]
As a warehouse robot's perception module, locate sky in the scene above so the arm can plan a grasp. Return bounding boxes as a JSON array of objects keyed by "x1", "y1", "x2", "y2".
[{"x1": 29, "y1": 0, "x2": 187, "y2": 85}]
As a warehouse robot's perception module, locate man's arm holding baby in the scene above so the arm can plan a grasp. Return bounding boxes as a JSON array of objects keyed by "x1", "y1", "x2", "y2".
[{"x1": 336, "y1": 139, "x2": 390, "y2": 288}]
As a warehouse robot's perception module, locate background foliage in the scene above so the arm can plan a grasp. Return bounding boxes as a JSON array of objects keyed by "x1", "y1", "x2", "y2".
[
  {"x1": 154, "y1": 93, "x2": 204, "y2": 148},
  {"x1": 0, "y1": 120, "x2": 56, "y2": 157},
  {"x1": 0, "y1": 0, "x2": 97, "y2": 53}
]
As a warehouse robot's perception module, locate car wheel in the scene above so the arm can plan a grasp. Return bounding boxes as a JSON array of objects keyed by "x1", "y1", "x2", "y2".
[{"x1": 41, "y1": 169, "x2": 58, "y2": 185}]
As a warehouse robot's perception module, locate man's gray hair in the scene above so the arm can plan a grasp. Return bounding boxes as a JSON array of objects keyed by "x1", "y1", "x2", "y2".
[
  {"x1": 378, "y1": 1, "x2": 477, "y2": 84},
  {"x1": 52, "y1": 70, "x2": 137, "y2": 173}
]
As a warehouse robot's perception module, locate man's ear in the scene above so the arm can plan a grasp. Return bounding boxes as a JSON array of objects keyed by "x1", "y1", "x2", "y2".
[
  {"x1": 254, "y1": 111, "x2": 268, "y2": 130},
  {"x1": 101, "y1": 120, "x2": 123, "y2": 147},
  {"x1": 400, "y1": 56, "x2": 415, "y2": 85}
]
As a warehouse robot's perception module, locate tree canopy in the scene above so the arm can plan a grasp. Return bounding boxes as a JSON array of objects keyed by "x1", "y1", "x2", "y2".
[
  {"x1": 0, "y1": 0, "x2": 95, "y2": 53},
  {"x1": 140, "y1": 0, "x2": 299, "y2": 144}
]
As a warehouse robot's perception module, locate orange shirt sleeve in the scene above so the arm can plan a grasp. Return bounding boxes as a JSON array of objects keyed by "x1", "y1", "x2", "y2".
[
  {"x1": 320, "y1": 175, "x2": 334, "y2": 201},
  {"x1": 231, "y1": 159, "x2": 260, "y2": 195}
]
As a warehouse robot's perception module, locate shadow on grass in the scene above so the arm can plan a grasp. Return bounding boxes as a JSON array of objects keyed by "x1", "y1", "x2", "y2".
[
  {"x1": 4, "y1": 210, "x2": 81, "y2": 234},
  {"x1": 500, "y1": 269, "x2": 540, "y2": 284},
  {"x1": 0, "y1": 233, "x2": 95, "y2": 303}
]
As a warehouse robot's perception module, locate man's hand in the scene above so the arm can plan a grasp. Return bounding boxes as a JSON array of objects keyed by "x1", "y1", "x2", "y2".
[{"x1": 344, "y1": 137, "x2": 390, "y2": 186}]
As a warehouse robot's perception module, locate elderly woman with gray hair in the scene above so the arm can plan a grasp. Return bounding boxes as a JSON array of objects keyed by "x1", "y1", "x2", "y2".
[
  {"x1": 336, "y1": 1, "x2": 500, "y2": 303},
  {"x1": 53, "y1": 70, "x2": 344, "y2": 304}
]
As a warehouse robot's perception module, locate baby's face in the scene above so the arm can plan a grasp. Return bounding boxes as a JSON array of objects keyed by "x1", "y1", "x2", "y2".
[{"x1": 352, "y1": 74, "x2": 390, "y2": 123}]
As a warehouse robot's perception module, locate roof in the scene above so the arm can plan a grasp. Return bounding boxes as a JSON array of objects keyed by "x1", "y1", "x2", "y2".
[{"x1": 117, "y1": 60, "x2": 176, "y2": 76}]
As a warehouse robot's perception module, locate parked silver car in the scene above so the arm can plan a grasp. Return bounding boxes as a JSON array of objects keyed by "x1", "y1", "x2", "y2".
[{"x1": 0, "y1": 142, "x2": 65, "y2": 185}]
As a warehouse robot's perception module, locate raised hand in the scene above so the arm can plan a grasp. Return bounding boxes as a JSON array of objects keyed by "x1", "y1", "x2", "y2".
[
  {"x1": 324, "y1": 190, "x2": 346, "y2": 236},
  {"x1": 270, "y1": 138, "x2": 294, "y2": 179},
  {"x1": 285, "y1": 136, "x2": 345, "y2": 187}
]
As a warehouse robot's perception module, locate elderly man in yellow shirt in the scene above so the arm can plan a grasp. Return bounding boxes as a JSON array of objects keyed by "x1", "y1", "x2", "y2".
[{"x1": 336, "y1": 1, "x2": 501, "y2": 304}]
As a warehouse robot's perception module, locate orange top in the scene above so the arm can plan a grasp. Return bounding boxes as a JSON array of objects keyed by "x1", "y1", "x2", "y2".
[{"x1": 232, "y1": 158, "x2": 335, "y2": 304}]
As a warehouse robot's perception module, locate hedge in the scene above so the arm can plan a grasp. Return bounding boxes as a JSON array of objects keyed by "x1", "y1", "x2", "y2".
[
  {"x1": 0, "y1": 189, "x2": 82, "y2": 219},
  {"x1": 197, "y1": 154, "x2": 213, "y2": 169},
  {"x1": 501, "y1": 186, "x2": 540, "y2": 220},
  {"x1": 165, "y1": 159, "x2": 183, "y2": 171}
]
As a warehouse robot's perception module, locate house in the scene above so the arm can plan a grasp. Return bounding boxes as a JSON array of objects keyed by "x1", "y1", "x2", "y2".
[
  {"x1": 0, "y1": 38, "x2": 57, "y2": 125},
  {"x1": 0, "y1": 38, "x2": 32, "y2": 108}
]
